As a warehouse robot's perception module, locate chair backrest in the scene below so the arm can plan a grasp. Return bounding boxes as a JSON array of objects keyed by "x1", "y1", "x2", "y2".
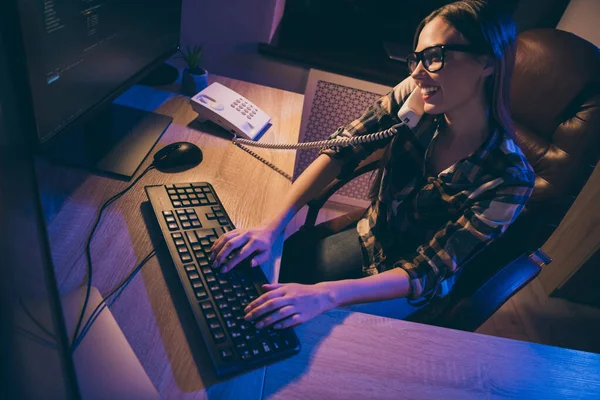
[
  {"x1": 448, "y1": 28, "x2": 600, "y2": 308},
  {"x1": 295, "y1": 69, "x2": 391, "y2": 208}
]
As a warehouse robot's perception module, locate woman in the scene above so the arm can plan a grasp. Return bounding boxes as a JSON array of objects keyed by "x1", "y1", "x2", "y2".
[{"x1": 211, "y1": 0, "x2": 535, "y2": 330}]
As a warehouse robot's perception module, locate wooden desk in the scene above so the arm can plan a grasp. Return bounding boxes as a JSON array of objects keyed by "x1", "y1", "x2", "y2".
[
  {"x1": 39, "y1": 75, "x2": 303, "y2": 399},
  {"x1": 39, "y1": 75, "x2": 600, "y2": 399},
  {"x1": 264, "y1": 309, "x2": 600, "y2": 399}
]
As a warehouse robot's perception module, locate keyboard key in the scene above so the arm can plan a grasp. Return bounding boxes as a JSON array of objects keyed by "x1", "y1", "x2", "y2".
[
  {"x1": 200, "y1": 301, "x2": 213, "y2": 310},
  {"x1": 191, "y1": 280, "x2": 203, "y2": 289},
  {"x1": 191, "y1": 243, "x2": 202, "y2": 251},
  {"x1": 220, "y1": 347, "x2": 234, "y2": 362},
  {"x1": 213, "y1": 329, "x2": 226, "y2": 343},
  {"x1": 172, "y1": 201, "x2": 182, "y2": 207},
  {"x1": 213, "y1": 293, "x2": 224, "y2": 301},
  {"x1": 165, "y1": 216, "x2": 176, "y2": 223},
  {"x1": 181, "y1": 253, "x2": 192, "y2": 263},
  {"x1": 174, "y1": 238, "x2": 185, "y2": 247},
  {"x1": 226, "y1": 320, "x2": 237, "y2": 329},
  {"x1": 188, "y1": 272, "x2": 200, "y2": 280},
  {"x1": 168, "y1": 222, "x2": 178, "y2": 230},
  {"x1": 205, "y1": 311, "x2": 217, "y2": 320},
  {"x1": 217, "y1": 217, "x2": 229, "y2": 225},
  {"x1": 195, "y1": 290, "x2": 208, "y2": 300},
  {"x1": 176, "y1": 209, "x2": 186, "y2": 216},
  {"x1": 184, "y1": 264, "x2": 196, "y2": 272},
  {"x1": 222, "y1": 311, "x2": 233, "y2": 320},
  {"x1": 240, "y1": 349, "x2": 252, "y2": 360},
  {"x1": 182, "y1": 221, "x2": 192, "y2": 229},
  {"x1": 199, "y1": 259, "x2": 210, "y2": 267},
  {"x1": 191, "y1": 199, "x2": 200, "y2": 206},
  {"x1": 260, "y1": 340, "x2": 273, "y2": 354},
  {"x1": 179, "y1": 214, "x2": 189, "y2": 221},
  {"x1": 209, "y1": 321, "x2": 221, "y2": 330},
  {"x1": 182, "y1": 200, "x2": 191, "y2": 206}
]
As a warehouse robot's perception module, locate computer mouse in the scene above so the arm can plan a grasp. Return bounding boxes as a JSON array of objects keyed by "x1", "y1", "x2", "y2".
[{"x1": 153, "y1": 142, "x2": 203, "y2": 170}]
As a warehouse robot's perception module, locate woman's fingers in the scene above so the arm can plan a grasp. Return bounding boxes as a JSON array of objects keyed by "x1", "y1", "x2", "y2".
[
  {"x1": 272, "y1": 313, "x2": 302, "y2": 329},
  {"x1": 220, "y1": 239, "x2": 264, "y2": 273},
  {"x1": 250, "y1": 252, "x2": 270, "y2": 267},
  {"x1": 245, "y1": 296, "x2": 290, "y2": 321},
  {"x1": 244, "y1": 287, "x2": 286, "y2": 315},
  {"x1": 210, "y1": 230, "x2": 241, "y2": 260},
  {"x1": 212, "y1": 233, "x2": 250, "y2": 267},
  {"x1": 254, "y1": 306, "x2": 296, "y2": 329}
]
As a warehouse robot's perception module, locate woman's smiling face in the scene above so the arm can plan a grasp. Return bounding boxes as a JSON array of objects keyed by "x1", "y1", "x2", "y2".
[{"x1": 410, "y1": 16, "x2": 494, "y2": 117}]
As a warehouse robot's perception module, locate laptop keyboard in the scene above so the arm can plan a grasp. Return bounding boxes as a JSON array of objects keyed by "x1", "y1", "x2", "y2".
[{"x1": 145, "y1": 182, "x2": 300, "y2": 378}]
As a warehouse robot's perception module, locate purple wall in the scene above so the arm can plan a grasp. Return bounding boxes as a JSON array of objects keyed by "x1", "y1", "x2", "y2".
[{"x1": 179, "y1": 0, "x2": 308, "y2": 93}]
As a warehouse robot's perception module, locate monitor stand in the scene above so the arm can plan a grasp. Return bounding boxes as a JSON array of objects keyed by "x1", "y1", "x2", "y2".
[{"x1": 44, "y1": 103, "x2": 172, "y2": 180}]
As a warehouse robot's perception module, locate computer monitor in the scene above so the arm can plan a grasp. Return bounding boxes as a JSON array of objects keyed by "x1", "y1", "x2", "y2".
[
  {"x1": 0, "y1": 18, "x2": 80, "y2": 397},
  {"x1": 10, "y1": 0, "x2": 183, "y2": 178}
]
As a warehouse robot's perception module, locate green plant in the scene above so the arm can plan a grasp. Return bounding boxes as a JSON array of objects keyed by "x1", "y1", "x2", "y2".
[{"x1": 178, "y1": 45, "x2": 204, "y2": 72}]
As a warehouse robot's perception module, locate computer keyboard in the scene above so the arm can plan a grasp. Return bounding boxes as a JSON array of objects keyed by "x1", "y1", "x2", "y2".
[{"x1": 145, "y1": 182, "x2": 301, "y2": 378}]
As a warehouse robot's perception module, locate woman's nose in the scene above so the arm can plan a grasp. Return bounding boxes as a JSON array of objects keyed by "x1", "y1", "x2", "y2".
[{"x1": 410, "y1": 60, "x2": 428, "y2": 80}]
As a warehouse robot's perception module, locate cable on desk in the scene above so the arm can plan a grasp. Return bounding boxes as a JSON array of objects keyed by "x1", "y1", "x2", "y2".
[
  {"x1": 71, "y1": 163, "x2": 156, "y2": 350},
  {"x1": 232, "y1": 141, "x2": 293, "y2": 181},
  {"x1": 72, "y1": 248, "x2": 157, "y2": 351}
]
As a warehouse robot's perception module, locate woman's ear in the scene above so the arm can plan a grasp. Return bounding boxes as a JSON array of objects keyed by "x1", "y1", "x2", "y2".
[{"x1": 482, "y1": 55, "x2": 495, "y2": 77}]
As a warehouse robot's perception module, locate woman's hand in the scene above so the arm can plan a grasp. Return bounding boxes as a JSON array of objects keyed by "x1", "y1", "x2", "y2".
[
  {"x1": 244, "y1": 282, "x2": 336, "y2": 329},
  {"x1": 210, "y1": 225, "x2": 282, "y2": 273}
]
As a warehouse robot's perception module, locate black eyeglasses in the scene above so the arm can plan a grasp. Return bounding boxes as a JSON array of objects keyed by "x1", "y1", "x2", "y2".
[{"x1": 406, "y1": 44, "x2": 484, "y2": 73}]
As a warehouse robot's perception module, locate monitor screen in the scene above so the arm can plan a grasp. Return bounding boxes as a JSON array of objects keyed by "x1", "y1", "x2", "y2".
[{"x1": 17, "y1": 0, "x2": 182, "y2": 144}]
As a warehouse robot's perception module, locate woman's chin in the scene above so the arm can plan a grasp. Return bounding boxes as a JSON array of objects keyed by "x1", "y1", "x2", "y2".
[{"x1": 423, "y1": 102, "x2": 443, "y2": 115}]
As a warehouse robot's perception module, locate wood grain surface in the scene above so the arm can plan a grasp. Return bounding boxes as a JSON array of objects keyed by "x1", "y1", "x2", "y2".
[
  {"x1": 263, "y1": 309, "x2": 600, "y2": 400},
  {"x1": 38, "y1": 75, "x2": 303, "y2": 399}
]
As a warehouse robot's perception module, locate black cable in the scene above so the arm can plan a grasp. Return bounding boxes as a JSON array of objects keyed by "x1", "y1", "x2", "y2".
[
  {"x1": 70, "y1": 163, "x2": 156, "y2": 349},
  {"x1": 72, "y1": 248, "x2": 158, "y2": 351},
  {"x1": 15, "y1": 326, "x2": 57, "y2": 348},
  {"x1": 17, "y1": 297, "x2": 56, "y2": 340}
]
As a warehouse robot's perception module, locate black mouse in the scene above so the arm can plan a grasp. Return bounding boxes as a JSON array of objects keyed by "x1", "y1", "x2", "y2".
[{"x1": 153, "y1": 142, "x2": 203, "y2": 170}]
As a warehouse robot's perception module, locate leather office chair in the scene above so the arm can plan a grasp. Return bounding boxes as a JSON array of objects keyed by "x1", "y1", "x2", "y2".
[{"x1": 293, "y1": 29, "x2": 600, "y2": 331}]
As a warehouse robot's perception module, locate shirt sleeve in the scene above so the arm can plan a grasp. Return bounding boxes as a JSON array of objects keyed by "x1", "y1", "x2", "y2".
[
  {"x1": 318, "y1": 77, "x2": 417, "y2": 175},
  {"x1": 394, "y1": 167, "x2": 536, "y2": 301}
]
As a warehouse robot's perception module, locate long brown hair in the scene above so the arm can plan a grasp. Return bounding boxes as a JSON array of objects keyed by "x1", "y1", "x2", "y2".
[{"x1": 369, "y1": 0, "x2": 517, "y2": 200}]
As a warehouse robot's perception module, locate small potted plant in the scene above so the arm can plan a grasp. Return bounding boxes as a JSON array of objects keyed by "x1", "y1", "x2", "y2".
[{"x1": 179, "y1": 45, "x2": 208, "y2": 96}]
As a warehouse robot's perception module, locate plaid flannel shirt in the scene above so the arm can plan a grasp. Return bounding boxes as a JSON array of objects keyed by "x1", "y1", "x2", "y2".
[{"x1": 320, "y1": 78, "x2": 535, "y2": 303}]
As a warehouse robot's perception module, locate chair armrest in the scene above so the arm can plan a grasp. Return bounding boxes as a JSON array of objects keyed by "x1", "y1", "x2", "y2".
[{"x1": 435, "y1": 249, "x2": 551, "y2": 332}]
